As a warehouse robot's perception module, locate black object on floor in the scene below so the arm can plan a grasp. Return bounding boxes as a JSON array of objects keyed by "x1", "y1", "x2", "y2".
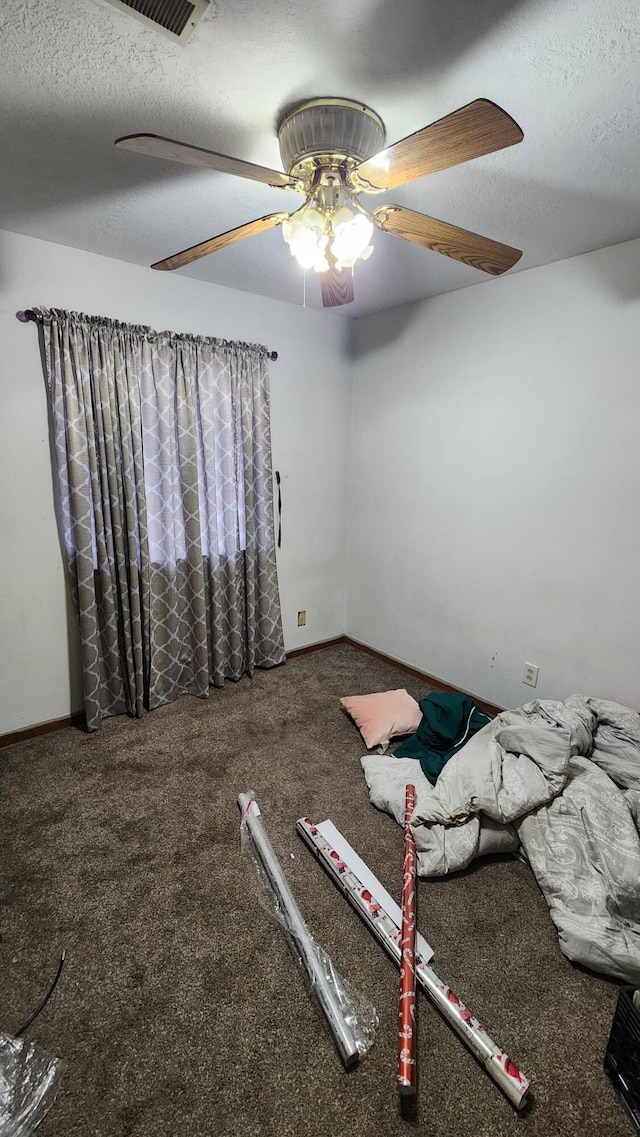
[{"x1": 605, "y1": 987, "x2": 640, "y2": 1132}]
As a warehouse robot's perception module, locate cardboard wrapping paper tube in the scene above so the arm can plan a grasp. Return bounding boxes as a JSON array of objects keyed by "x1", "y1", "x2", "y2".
[
  {"x1": 398, "y1": 784, "x2": 417, "y2": 1095},
  {"x1": 296, "y1": 816, "x2": 530, "y2": 1109},
  {"x1": 238, "y1": 793, "x2": 361, "y2": 1068}
]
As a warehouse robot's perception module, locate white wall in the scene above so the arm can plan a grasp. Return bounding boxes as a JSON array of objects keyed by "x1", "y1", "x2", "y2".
[
  {"x1": 0, "y1": 229, "x2": 352, "y2": 734},
  {"x1": 347, "y1": 237, "x2": 640, "y2": 710},
  {"x1": 4, "y1": 229, "x2": 639, "y2": 733}
]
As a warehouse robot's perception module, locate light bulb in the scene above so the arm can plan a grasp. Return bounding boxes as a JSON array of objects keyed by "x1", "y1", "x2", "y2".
[
  {"x1": 283, "y1": 201, "x2": 374, "y2": 275},
  {"x1": 282, "y1": 205, "x2": 331, "y2": 269},
  {"x1": 301, "y1": 208, "x2": 325, "y2": 235},
  {"x1": 332, "y1": 206, "x2": 355, "y2": 228},
  {"x1": 331, "y1": 212, "x2": 374, "y2": 269},
  {"x1": 292, "y1": 231, "x2": 322, "y2": 269},
  {"x1": 282, "y1": 217, "x2": 304, "y2": 244}
]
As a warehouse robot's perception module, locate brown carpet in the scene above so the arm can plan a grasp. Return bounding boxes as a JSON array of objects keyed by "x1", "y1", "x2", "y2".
[{"x1": 0, "y1": 643, "x2": 632, "y2": 1137}]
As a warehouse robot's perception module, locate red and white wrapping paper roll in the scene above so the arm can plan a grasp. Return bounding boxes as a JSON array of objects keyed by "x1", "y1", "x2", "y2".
[
  {"x1": 398, "y1": 784, "x2": 417, "y2": 1095},
  {"x1": 296, "y1": 816, "x2": 530, "y2": 1110}
]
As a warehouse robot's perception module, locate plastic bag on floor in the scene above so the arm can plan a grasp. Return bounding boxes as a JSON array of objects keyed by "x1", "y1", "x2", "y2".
[{"x1": 0, "y1": 1032, "x2": 62, "y2": 1136}]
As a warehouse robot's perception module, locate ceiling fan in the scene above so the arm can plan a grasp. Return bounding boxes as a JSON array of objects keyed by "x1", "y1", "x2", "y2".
[{"x1": 115, "y1": 97, "x2": 524, "y2": 308}]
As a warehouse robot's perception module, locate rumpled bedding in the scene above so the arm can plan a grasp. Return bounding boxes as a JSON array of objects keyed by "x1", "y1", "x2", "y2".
[{"x1": 361, "y1": 695, "x2": 640, "y2": 983}]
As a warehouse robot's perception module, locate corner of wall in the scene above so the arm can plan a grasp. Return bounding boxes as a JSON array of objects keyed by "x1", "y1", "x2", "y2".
[{"x1": 341, "y1": 315, "x2": 360, "y2": 636}]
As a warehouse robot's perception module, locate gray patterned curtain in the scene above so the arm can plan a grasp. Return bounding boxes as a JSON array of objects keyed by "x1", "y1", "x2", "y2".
[{"x1": 39, "y1": 308, "x2": 285, "y2": 731}]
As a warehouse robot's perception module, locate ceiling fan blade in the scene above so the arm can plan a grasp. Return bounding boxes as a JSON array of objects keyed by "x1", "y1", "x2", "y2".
[
  {"x1": 374, "y1": 205, "x2": 522, "y2": 275},
  {"x1": 116, "y1": 133, "x2": 301, "y2": 191},
  {"x1": 353, "y1": 100, "x2": 523, "y2": 192},
  {"x1": 320, "y1": 265, "x2": 355, "y2": 307},
  {"x1": 152, "y1": 213, "x2": 289, "y2": 271}
]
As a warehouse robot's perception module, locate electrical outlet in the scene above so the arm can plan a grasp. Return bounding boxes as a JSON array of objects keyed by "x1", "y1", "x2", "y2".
[
  {"x1": 297, "y1": 610, "x2": 306, "y2": 627},
  {"x1": 522, "y1": 662, "x2": 539, "y2": 687}
]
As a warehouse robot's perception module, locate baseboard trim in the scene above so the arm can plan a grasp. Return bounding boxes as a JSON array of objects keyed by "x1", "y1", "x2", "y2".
[
  {"x1": 342, "y1": 636, "x2": 504, "y2": 717},
  {"x1": 289, "y1": 633, "x2": 504, "y2": 715},
  {"x1": 286, "y1": 636, "x2": 345, "y2": 660},
  {"x1": 1, "y1": 637, "x2": 502, "y2": 748},
  {"x1": 0, "y1": 711, "x2": 86, "y2": 750}
]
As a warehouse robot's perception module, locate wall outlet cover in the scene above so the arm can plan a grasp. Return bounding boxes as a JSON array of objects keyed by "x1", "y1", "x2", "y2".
[
  {"x1": 522, "y1": 662, "x2": 539, "y2": 687},
  {"x1": 297, "y1": 610, "x2": 306, "y2": 626}
]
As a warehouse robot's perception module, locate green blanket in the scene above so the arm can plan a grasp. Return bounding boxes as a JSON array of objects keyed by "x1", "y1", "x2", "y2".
[{"x1": 394, "y1": 691, "x2": 492, "y2": 785}]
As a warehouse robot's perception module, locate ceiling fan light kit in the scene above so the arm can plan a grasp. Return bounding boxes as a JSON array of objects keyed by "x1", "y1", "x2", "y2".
[
  {"x1": 281, "y1": 199, "x2": 375, "y2": 274},
  {"x1": 115, "y1": 96, "x2": 524, "y2": 307}
]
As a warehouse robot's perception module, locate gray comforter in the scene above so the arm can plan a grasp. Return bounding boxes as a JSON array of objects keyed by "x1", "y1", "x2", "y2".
[{"x1": 362, "y1": 696, "x2": 640, "y2": 983}]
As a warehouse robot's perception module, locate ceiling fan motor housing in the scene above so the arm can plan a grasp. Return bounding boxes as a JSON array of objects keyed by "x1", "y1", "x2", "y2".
[{"x1": 278, "y1": 98, "x2": 386, "y2": 180}]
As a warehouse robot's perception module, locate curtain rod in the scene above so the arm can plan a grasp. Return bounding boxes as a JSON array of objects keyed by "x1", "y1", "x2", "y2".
[{"x1": 15, "y1": 310, "x2": 278, "y2": 360}]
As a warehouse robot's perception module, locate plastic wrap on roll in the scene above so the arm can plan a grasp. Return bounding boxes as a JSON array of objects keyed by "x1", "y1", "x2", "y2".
[
  {"x1": 238, "y1": 792, "x2": 377, "y2": 1068},
  {"x1": 0, "y1": 1032, "x2": 62, "y2": 1136}
]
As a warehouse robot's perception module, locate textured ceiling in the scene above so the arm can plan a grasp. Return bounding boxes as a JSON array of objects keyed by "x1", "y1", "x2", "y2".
[{"x1": 1, "y1": 0, "x2": 638, "y2": 317}]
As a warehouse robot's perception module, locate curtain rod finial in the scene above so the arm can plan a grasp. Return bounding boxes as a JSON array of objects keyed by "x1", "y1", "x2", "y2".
[{"x1": 16, "y1": 309, "x2": 38, "y2": 323}]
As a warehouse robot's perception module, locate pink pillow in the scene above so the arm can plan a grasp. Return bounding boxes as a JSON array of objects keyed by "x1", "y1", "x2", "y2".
[{"x1": 340, "y1": 689, "x2": 421, "y2": 749}]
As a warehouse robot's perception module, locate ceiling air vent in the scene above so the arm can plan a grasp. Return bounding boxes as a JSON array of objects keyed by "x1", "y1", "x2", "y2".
[{"x1": 105, "y1": 0, "x2": 210, "y2": 44}]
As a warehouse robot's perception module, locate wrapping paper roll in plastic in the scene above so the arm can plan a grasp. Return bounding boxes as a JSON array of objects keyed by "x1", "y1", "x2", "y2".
[
  {"x1": 0, "y1": 1032, "x2": 62, "y2": 1136},
  {"x1": 297, "y1": 816, "x2": 530, "y2": 1109},
  {"x1": 238, "y1": 792, "x2": 377, "y2": 1067}
]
